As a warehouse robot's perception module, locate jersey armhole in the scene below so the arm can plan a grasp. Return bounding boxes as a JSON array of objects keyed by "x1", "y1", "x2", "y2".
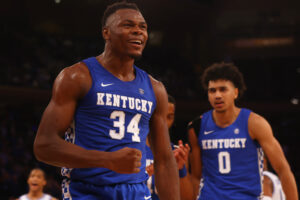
[{"x1": 187, "y1": 115, "x2": 202, "y2": 139}]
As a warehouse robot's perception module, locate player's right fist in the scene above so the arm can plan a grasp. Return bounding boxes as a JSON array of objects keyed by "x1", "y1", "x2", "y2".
[{"x1": 109, "y1": 147, "x2": 142, "y2": 174}]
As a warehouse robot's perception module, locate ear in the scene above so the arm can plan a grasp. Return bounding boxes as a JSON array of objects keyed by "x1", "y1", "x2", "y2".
[
  {"x1": 234, "y1": 88, "x2": 239, "y2": 99},
  {"x1": 42, "y1": 179, "x2": 47, "y2": 187},
  {"x1": 102, "y1": 27, "x2": 110, "y2": 41}
]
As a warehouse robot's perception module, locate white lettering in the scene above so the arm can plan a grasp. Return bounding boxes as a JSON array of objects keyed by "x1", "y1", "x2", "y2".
[
  {"x1": 219, "y1": 139, "x2": 224, "y2": 149},
  {"x1": 113, "y1": 94, "x2": 120, "y2": 107},
  {"x1": 207, "y1": 140, "x2": 212, "y2": 149},
  {"x1": 212, "y1": 139, "x2": 218, "y2": 149},
  {"x1": 201, "y1": 138, "x2": 247, "y2": 150},
  {"x1": 97, "y1": 93, "x2": 105, "y2": 105},
  {"x1": 240, "y1": 138, "x2": 247, "y2": 148},
  {"x1": 229, "y1": 139, "x2": 235, "y2": 148},
  {"x1": 202, "y1": 140, "x2": 207, "y2": 149},
  {"x1": 141, "y1": 100, "x2": 148, "y2": 112},
  {"x1": 147, "y1": 101, "x2": 153, "y2": 114},
  {"x1": 128, "y1": 97, "x2": 135, "y2": 109},
  {"x1": 135, "y1": 99, "x2": 141, "y2": 111},
  {"x1": 96, "y1": 92, "x2": 154, "y2": 115},
  {"x1": 120, "y1": 96, "x2": 128, "y2": 108},
  {"x1": 106, "y1": 93, "x2": 112, "y2": 106},
  {"x1": 234, "y1": 138, "x2": 241, "y2": 148}
]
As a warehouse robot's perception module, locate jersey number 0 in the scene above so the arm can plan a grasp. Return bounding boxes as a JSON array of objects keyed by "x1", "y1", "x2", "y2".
[{"x1": 218, "y1": 151, "x2": 231, "y2": 174}]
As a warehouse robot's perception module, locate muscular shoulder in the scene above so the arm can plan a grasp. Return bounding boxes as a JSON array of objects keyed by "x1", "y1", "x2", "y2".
[
  {"x1": 57, "y1": 62, "x2": 90, "y2": 86},
  {"x1": 248, "y1": 112, "x2": 270, "y2": 129},
  {"x1": 148, "y1": 75, "x2": 166, "y2": 95},
  {"x1": 248, "y1": 112, "x2": 272, "y2": 140},
  {"x1": 148, "y1": 75, "x2": 168, "y2": 115},
  {"x1": 53, "y1": 62, "x2": 92, "y2": 100}
]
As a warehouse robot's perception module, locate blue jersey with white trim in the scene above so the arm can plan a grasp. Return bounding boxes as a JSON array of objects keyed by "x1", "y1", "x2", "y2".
[
  {"x1": 61, "y1": 57, "x2": 156, "y2": 185},
  {"x1": 197, "y1": 108, "x2": 264, "y2": 200}
]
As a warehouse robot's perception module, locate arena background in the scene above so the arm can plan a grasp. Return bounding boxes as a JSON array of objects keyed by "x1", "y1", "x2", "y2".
[{"x1": 1, "y1": 0, "x2": 299, "y2": 199}]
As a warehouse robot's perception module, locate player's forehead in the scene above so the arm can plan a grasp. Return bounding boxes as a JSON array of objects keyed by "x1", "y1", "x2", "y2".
[
  {"x1": 167, "y1": 102, "x2": 175, "y2": 112},
  {"x1": 208, "y1": 79, "x2": 234, "y2": 89},
  {"x1": 106, "y1": 8, "x2": 146, "y2": 25},
  {"x1": 30, "y1": 169, "x2": 44, "y2": 177}
]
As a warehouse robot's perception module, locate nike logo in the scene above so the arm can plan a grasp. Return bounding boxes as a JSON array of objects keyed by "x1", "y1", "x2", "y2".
[
  {"x1": 144, "y1": 196, "x2": 152, "y2": 200},
  {"x1": 101, "y1": 82, "x2": 114, "y2": 87},
  {"x1": 204, "y1": 130, "x2": 214, "y2": 135}
]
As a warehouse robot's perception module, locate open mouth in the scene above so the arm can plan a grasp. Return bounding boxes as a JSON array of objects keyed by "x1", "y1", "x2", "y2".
[
  {"x1": 129, "y1": 40, "x2": 142, "y2": 45},
  {"x1": 128, "y1": 39, "x2": 143, "y2": 48},
  {"x1": 215, "y1": 102, "x2": 224, "y2": 107}
]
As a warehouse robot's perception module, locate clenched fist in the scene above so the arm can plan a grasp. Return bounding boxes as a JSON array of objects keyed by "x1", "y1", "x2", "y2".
[{"x1": 109, "y1": 147, "x2": 142, "y2": 174}]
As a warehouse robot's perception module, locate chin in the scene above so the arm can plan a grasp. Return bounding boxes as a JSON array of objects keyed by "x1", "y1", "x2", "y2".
[
  {"x1": 129, "y1": 53, "x2": 142, "y2": 60},
  {"x1": 215, "y1": 107, "x2": 226, "y2": 113},
  {"x1": 130, "y1": 55, "x2": 142, "y2": 60}
]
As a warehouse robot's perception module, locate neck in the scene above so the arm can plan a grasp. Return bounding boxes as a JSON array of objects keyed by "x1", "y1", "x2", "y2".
[
  {"x1": 213, "y1": 106, "x2": 240, "y2": 128},
  {"x1": 97, "y1": 50, "x2": 136, "y2": 81}
]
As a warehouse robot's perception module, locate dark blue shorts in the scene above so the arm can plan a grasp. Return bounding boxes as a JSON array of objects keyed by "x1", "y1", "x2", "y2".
[{"x1": 62, "y1": 179, "x2": 152, "y2": 200}]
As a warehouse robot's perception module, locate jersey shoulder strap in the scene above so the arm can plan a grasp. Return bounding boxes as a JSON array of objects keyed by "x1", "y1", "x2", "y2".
[{"x1": 187, "y1": 115, "x2": 202, "y2": 138}]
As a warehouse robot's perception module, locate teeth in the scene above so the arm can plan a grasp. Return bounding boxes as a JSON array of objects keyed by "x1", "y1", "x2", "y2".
[{"x1": 130, "y1": 40, "x2": 142, "y2": 44}]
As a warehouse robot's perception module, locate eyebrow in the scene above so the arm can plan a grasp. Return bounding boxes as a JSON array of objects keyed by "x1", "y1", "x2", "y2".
[
  {"x1": 122, "y1": 19, "x2": 147, "y2": 25},
  {"x1": 208, "y1": 86, "x2": 227, "y2": 90}
]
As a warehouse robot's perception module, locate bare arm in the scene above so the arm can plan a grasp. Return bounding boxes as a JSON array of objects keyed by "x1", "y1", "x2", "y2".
[
  {"x1": 34, "y1": 63, "x2": 141, "y2": 173},
  {"x1": 148, "y1": 77, "x2": 180, "y2": 200},
  {"x1": 169, "y1": 123, "x2": 203, "y2": 200},
  {"x1": 187, "y1": 126, "x2": 203, "y2": 199},
  {"x1": 249, "y1": 112, "x2": 298, "y2": 200},
  {"x1": 174, "y1": 140, "x2": 195, "y2": 200}
]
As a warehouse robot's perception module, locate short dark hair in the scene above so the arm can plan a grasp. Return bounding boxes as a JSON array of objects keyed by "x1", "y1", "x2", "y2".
[
  {"x1": 201, "y1": 62, "x2": 247, "y2": 98},
  {"x1": 168, "y1": 94, "x2": 176, "y2": 105},
  {"x1": 101, "y1": 1, "x2": 140, "y2": 29},
  {"x1": 29, "y1": 168, "x2": 46, "y2": 179}
]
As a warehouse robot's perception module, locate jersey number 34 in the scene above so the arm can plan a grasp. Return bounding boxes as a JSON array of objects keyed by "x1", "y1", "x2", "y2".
[{"x1": 109, "y1": 111, "x2": 142, "y2": 142}]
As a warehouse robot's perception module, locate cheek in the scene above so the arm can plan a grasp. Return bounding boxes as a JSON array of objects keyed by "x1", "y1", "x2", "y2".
[
  {"x1": 208, "y1": 94, "x2": 214, "y2": 101},
  {"x1": 167, "y1": 118, "x2": 174, "y2": 128},
  {"x1": 144, "y1": 32, "x2": 148, "y2": 42}
]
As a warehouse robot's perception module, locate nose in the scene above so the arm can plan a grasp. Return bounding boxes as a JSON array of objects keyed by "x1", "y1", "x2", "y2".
[
  {"x1": 215, "y1": 90, "x2": 222, "y2": 98},
  {"x1": 132, "y1": 25, "x2": 144, "y2": 35}
]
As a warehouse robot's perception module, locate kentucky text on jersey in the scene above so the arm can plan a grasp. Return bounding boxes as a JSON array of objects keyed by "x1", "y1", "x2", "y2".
[
  {"x1": 97, "y1": 92, "x2": 153, "y2": 114},
  {"x1": 202, "y1": 138, "x2": 247, "y2": 149}
]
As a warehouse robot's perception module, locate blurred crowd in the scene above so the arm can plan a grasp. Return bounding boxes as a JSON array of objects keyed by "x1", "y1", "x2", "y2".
[{"x1": 0, "y1": 104, "x2": 61, "y2": 199}]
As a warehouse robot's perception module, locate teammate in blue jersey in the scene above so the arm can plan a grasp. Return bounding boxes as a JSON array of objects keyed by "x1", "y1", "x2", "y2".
[
  {"x1": 145, "y1": 95, "x2": 191, "y2": 200},
  {"x1": 183, "y1": 62, "x2": 298, "y2": 200},
  {"x1": 33, "y1": 2, "x2": 180, "y2": 200}
]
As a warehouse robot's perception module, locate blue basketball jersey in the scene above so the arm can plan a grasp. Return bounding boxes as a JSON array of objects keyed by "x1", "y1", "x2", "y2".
[
  {"x1": 61, "y1": 57, "x2": 156, "y2": 186},
  {"x1": 197, "y1": 108, "x2": 264, "y2": 200}
]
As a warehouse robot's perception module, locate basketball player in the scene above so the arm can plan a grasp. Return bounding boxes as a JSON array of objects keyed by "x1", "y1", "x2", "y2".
[
  {"x1": 17, "y1": 168, "x2": 57, "y2": 200},
  {"x1": 185, "y1": 62, "x2": 298, "y2": 199},
  {"x1": 146, "y1": 95, "x2": 191, "y2": 200},
  {"x1": 263, "y1": 157, "x2": 286, "y2": 200},
  {"x1": 33, "y1": 2, "x2": 180, "y2": 200}
]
